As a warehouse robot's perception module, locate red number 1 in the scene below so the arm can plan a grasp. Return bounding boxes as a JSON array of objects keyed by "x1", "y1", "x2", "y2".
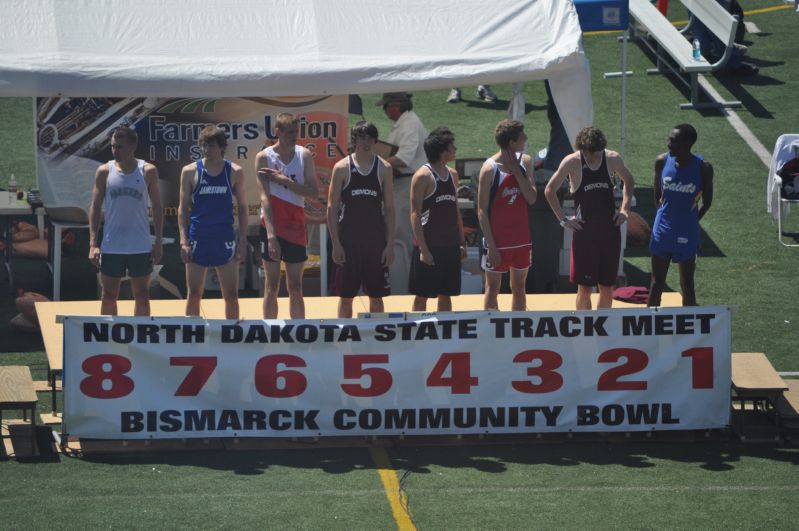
[{"x1": 682, "y1": 347, "x2": 714, "y2": 389}]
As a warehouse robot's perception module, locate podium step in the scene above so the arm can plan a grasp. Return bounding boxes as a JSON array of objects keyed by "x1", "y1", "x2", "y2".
[
  {"x1": 732, "y1": 352, "x2": 789, "y2": 396},
  {"x1": 776, "y1": 380, "x2": 799, "y2": 420}
]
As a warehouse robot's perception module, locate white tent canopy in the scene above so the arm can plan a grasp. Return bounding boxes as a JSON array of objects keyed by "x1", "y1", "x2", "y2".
[{"x1": 0, "y1": 0, "x2": 592, "y2": 144}]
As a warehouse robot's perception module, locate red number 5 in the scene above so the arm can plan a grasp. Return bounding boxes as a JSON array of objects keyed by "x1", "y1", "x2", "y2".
[{"x1": 341, "y1": 354, "x2": 392, "y2": 397}]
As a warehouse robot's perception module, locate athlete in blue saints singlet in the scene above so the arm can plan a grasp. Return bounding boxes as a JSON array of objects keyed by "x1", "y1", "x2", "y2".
[
  {"x1": 647, "y1": 124, "x2": 714, "y2": 307},
  {"x1": 650, "y1": 153, "x2": 703, "y2": 262}
]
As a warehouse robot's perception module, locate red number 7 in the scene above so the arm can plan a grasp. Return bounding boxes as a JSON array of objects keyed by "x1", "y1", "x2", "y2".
[{"x1": 170, "y1": 356, "x2": 218, "y2": 396}]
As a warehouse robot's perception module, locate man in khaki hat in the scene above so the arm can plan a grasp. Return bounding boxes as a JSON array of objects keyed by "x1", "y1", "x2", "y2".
[{"x1": 377, "y1": 92, "x2": 428, "y2": 292}]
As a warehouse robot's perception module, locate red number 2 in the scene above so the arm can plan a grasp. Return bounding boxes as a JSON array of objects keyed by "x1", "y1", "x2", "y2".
[{"x1": 597, "y1": 348, "x2": 648, "y2": 391}]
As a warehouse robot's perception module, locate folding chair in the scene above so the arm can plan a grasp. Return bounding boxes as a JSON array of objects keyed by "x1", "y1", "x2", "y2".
[{"x1": 766, "y1": 134, "x2": 799, "y2": 247}]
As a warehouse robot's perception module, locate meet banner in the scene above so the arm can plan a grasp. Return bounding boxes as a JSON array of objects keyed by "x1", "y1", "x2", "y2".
[
  {"x1": 35, "y1": 96, "x2": 348, "y2": 224},
  {"x1": 63, "y1": 307, "x2": 732, "y2": 439}
]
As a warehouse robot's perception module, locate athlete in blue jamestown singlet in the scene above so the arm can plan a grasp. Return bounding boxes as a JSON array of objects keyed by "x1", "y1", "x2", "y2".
[
  {"x1": 179, "y1": 125, "x2": 249, "y2": 319},
  {"x1": 647, "y1": 124, "x2": 714, "y2": 307},
  {"x1": 189, "y1": 158, "x2": 236, "y2": 263}
]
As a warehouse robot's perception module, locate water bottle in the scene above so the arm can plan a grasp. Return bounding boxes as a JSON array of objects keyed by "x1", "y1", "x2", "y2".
[
  {"x1": 692, "y1": 39, "x2": 701, "y2": 61},
  {"x1": 8, "y1": 173, "x2": 17, "y2": 196}
]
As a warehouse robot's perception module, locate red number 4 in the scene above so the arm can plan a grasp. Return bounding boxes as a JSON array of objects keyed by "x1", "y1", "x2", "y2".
[{"x1": 426, "y1": 352, "x2": 478, "y2": 394}]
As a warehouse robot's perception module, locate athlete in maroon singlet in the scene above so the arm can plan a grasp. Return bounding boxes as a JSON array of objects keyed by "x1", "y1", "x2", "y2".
[
  {"x1": 327, "y1": 121, "x2": 395, "y2": 318},
  {"x1": 544, "y1": 126, "x2": 634, "y2": 310},
  {"x1": 409, "y1": 127, "x2": 466, "y2": 312},
  {"x1": 477, "y1": 120, "x2": 537, "y2": 311}
]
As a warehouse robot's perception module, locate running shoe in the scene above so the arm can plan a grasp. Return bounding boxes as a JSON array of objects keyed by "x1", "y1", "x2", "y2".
[
  {"x1": 477, "y1": 85, "x2": 498, "y2": 103},
  {"x1": 446, "y1": 88, "x2": 462, "y2": 103}
]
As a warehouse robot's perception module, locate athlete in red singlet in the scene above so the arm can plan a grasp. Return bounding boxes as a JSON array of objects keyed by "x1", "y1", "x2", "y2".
[
  {"x1": 327, "y1": 121, "x2": 395, "y2": 318},
  {"x1": 544, "y1": 126, "x2": 634, "y2": 310},
  {"x1": 477, "y1": 119, "x2": 537, "y2": 311}
]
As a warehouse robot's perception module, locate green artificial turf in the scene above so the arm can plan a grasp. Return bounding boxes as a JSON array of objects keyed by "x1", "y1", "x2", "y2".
[
  {"x1": 0, "y1": 448, "x2": 396, "y2": 529},
  {"x1": 1, "y1": 2, "x2": 798, "y2": 528},
  {"x1": 390, "y1": 442, "x2": 799, "y2": 528},
  {"x1": 0, "y1": 98, "x2": 35, "y2": 190}
]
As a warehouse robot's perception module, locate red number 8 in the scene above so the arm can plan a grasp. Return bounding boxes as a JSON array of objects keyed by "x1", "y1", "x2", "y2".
[{"x1": 80, "y1": 354, "x2": 135, "y2": 399}]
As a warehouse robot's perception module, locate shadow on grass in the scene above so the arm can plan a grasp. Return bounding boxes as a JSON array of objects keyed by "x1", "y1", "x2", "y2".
[
  {"x1": 459, "y1": 99, "x2": 546, "y2": 114},
  {"x1": 628, "y1": 38, "x2": 781, "y2": 120},
  {"x1": 778, "y1": 230, "x2": 799, "y2": 245},
  {"x1": 714, "y1": 65, "x2": 785, "y2": 120},
  {"x1": 388, "y1": 440, "x2": 799, "y2": 474},
  {"x1": 79, "y1": 446, "x2": 377, "y2": 475},
  {"x1": 622, "y1": 257, "x2": 656, "y2": 288},
  {"x1": 74, "y1": 440, "x2": 799, "y2": 476},
  {"x1": 627, "y1": 186, "x2": 725, "y2": 260}
]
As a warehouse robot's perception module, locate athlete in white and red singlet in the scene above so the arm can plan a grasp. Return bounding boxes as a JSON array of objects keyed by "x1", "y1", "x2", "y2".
[{"x1": 256, "y1": 113, "x2": 319, "y2": 319}]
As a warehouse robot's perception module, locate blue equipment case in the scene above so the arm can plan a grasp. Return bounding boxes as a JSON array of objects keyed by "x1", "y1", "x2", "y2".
[{"x1": 573, "y1": 0, "x2": 629, "y2": 31}]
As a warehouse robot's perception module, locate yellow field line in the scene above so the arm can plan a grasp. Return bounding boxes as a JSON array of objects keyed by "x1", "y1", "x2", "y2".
[
  {"x1": 582, "y1": 2, "x2": 793, "y2": 37},
  {"x1": 744, "y1": 4, "x2": 795, "y2": 15},
  {"x1": 369, "y1": 447, "x2": 416, "y2": 531}
]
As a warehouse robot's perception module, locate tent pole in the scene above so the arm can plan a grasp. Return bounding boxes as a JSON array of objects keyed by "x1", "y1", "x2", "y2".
[
  {"x1": 603, "y1": 29, "x2": 633, "y2": 158},
  {"x1": 620, "y1": 29, "x2": 629, "y2": 159},
  {"x1": 320, "y1": 224, "x2": 328, "y2": 296}
]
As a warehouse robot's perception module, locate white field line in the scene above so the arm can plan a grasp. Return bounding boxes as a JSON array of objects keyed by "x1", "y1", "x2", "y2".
[
  {"x1": 744, "y1": 21, "x2": 762, "y2": 34},
  {"x1": 3, "y1": 484, "x2": 798, "y2": 503},
  {"x1": 697, "y1": 75, "x2": 772, "y2": 169}
]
